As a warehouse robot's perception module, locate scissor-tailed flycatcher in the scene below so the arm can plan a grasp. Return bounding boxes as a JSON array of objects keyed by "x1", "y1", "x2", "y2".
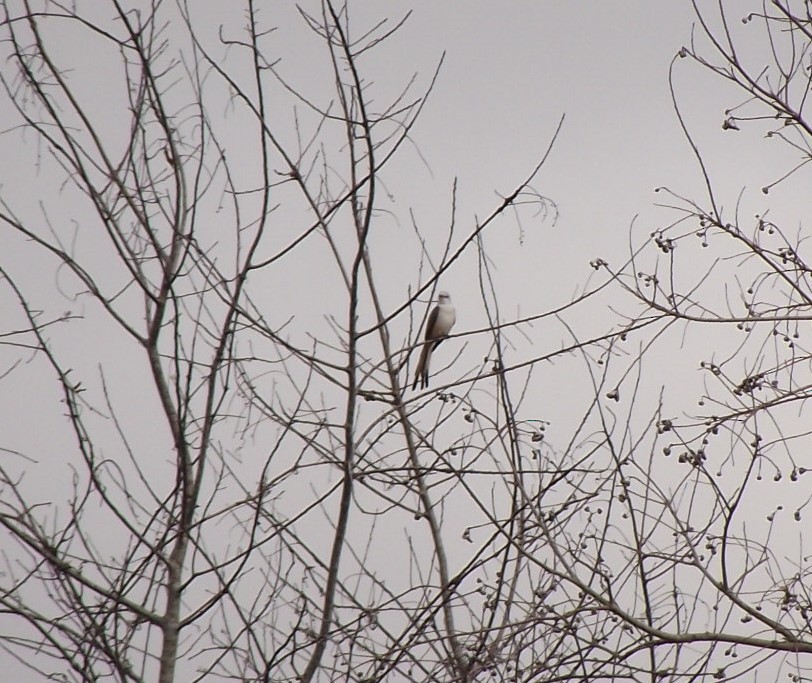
[{"x1": 412, "y1": 291, "x2": 456, "y2": 390}]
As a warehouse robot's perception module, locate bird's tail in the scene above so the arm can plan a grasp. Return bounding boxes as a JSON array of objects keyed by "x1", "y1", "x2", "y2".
[{"x1": 412, "y1": 341, "x2": 432, "y2": 390}]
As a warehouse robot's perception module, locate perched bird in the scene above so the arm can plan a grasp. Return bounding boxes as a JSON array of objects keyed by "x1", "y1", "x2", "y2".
[{"x1": 412, "y1": 291, "x2": 456, "y2": 390}]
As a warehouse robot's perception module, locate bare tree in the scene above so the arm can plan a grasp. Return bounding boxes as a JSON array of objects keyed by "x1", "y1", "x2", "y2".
[
  {"x1": 4, "y1": 1, "x2": 812, "y2": 682},
  {"x1": 576, "y1": 2, "x2": 812, "y2": 681},
  {"x1": 0, "y1": 1, "x2": 563, "y2": 680}
]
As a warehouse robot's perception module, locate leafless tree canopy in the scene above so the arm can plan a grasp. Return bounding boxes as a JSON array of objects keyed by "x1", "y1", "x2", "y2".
[{"x1": 2, "y1": 1, "x2": 812, "y2": 681}]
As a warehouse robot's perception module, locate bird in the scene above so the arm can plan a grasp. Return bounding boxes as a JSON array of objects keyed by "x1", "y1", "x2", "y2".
[{"x1": 412, "y1": 291, "x2": 456, "y2": 390}]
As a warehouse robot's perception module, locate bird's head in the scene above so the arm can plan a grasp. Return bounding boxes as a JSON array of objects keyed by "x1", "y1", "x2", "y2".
[{"x1": 437, "y1": 291, "x2": 451, "y2": 303}]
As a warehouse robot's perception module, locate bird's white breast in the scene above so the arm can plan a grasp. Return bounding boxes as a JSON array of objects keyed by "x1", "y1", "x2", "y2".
[{"x1": 433, "y1": 303, "x2": 456, "y2": 336}]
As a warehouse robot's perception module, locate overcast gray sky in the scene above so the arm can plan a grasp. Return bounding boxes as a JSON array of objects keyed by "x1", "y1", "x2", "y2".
[{"x1": 2, "y1": 2, "x2": 808, "y2": 679}]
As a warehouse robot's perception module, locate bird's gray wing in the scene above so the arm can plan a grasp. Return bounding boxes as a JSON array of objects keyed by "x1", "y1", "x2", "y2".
[
  {"x1": 424, "y1": 305, "x2": 440, "y2": 341},
  {"x1": 412, "y1": 304, "x2": 441, "y2": 390}
]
